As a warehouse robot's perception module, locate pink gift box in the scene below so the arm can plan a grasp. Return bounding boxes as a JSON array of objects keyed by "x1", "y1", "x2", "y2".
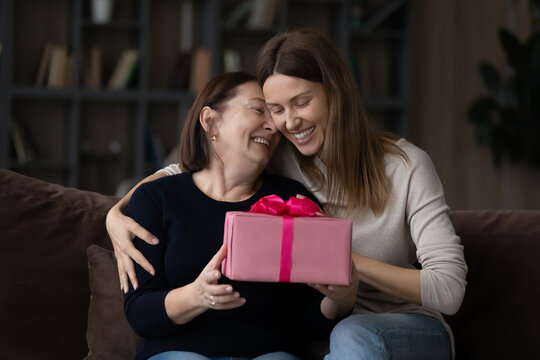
[{"x1": 222, "y1": 211, "x2": 352, "y2": 285}]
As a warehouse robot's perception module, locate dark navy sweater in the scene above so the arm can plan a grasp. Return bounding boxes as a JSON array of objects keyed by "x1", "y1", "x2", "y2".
[{"x1": 124, "y1": 172, "x2": 335, "y2": 360}]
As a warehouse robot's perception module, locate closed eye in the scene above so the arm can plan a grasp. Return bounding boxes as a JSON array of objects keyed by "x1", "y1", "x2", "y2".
[
  {"x1": 296, "y1": 99, "x2": 311, "y2": 107},
  {"x1": 271, "y1": 108, "x2": 284, "y2": 115}
]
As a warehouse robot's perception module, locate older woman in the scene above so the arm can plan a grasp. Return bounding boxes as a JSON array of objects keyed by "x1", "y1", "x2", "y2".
[{"x1": 123, "y1": 71, "x2": 357, "y2": 360}]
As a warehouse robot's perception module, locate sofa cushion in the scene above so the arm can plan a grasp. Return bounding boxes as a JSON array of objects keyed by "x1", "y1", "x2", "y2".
[
  {"x1": 0, "y1": 169, "x2": 117, "y2": 360},
  {"x1": 86, "y1": 245, "x2": 138, "y2": 360},
  {"x1": 448, "y1": 210, "x2": 540, "y2": 360}
]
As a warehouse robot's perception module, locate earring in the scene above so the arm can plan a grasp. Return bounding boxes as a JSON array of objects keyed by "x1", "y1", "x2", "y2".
[{"x1": 210, "y1": 135, "x2": 216, "y2": 142}]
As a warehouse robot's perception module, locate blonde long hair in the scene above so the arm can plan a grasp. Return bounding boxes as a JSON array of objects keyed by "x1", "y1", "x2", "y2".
[{"x1": 256, "y1": 30, "x2": 406, "y2": 215}]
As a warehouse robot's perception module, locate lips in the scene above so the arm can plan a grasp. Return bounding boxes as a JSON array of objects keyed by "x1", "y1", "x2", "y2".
[
  {"x1": 251, "y1": 136, "x2": 271, "y2": 146},
  {"x1": 292, "y1": 126, "x2": 315, "y2": 139}
]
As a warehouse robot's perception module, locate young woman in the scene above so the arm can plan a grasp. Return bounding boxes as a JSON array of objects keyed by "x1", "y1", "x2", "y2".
[
  {"x1": 107, "y1": 31, "x2": 467, "y2": 359},
  {"x1": 123, "y1": 71, "x2": 357, "y2": 360}
]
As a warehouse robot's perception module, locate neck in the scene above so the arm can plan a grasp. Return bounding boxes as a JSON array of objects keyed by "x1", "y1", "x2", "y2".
[{"x1": 193, "y1": 161, "x2": 263, "y2": 202}]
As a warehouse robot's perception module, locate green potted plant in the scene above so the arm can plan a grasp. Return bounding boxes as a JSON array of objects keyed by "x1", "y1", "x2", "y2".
[{"x1": 467, "y1": 0, "x2": 540, "y2": 168}]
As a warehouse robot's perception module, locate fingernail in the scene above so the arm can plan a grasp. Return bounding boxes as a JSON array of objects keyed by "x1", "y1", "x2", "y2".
[
  {"x1": 233, "y1": 292, "x2": 240, "y2": 298},
  {"x1": 240, "y1": 298, "x2": 246, "y2": 303},
  {"x1": 150, "y1": 270, "x2": 155, "y2": 276},
  {"x1": 226, "y1": 286, "x2": 233, "y2": 292},
  {"x1": 151, "y1": 238, "x2": 159, "y2": 244},
  {"x1": 214, "y1": 271, "x2": 220, "y2": 278}
]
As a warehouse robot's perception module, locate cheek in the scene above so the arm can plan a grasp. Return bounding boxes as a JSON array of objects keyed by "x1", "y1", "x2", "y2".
[{"x1": 270, "y1": 115, "x2": 287, "y2": 133}]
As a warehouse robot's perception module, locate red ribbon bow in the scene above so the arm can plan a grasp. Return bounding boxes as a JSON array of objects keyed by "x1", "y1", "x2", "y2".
[
  {"x1": 249, "y1": 195, "x2": 322, "y2": 282},
  {"x1": 250, "y1": 194, "x2": 321, "y2": 217}
]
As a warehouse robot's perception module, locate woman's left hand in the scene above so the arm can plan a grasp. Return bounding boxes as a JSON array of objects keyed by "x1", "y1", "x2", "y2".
[{"x1": 310, "y1": 261, "x2": 359, "y2": 319}]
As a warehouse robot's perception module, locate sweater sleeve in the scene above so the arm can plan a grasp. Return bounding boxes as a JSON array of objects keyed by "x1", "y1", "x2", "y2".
[
  {"x1": 405, "y1": 149, "x2": 468, "y2": 315},
  {"x1": 156, "y1": 163, "x2": 182, "y2": 176},
  {"x1": 123, "y1": 183, "x2": 179, "y2": 338}
]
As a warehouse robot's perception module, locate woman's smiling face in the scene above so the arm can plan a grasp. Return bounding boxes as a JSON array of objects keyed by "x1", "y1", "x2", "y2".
[
  {"x1": 262, "y1": 74, "x2": 329, "y2": 156},
  {"x1": 213, "y1": 81, "x2": 279, "y2": 168}
]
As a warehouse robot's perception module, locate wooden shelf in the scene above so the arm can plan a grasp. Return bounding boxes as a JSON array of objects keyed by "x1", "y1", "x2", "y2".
[
  {"x1": 363, "y1": 97, "x2": 405, "y2": 109},
  {"x1": 11, "y1": 86, "x2": 75, "y2": 99},
  {"x1": 10, "y1": 159, "x2": 71, "y2": 170},
  {"x1": 81, "y1": 19, "x2": 141, "y2": 30}
]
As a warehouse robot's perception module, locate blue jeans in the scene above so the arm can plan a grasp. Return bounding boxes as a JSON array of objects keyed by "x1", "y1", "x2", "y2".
[
  {"x1": 147, "y1": 351, "x2": 301, "y2": 360},
  {"x1": 324, "y1": 313, "x2": 451, "y2": 360}
]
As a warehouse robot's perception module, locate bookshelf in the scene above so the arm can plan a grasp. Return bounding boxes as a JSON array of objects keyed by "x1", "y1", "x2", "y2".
[{"x1": 0, "y1": 0, "x2": 411, "y2": 194}]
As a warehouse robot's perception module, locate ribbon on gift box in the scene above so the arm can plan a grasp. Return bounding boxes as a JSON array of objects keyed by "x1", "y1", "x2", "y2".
[{"x1": 250, "y1": 195, "x2": 322, "y2": 282}]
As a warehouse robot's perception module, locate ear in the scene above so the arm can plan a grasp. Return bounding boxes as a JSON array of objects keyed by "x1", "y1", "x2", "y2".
[{"x1": 199, "y1": 106, "x2": 215, "y2": 133}]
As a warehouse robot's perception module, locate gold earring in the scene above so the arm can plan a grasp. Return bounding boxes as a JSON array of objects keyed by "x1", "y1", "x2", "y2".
[{"x1": 210, "y1": 135, "x2": 216, "y2": 142}]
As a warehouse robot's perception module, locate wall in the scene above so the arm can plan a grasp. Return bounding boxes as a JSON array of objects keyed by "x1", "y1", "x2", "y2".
[{"x1": 411, "y1": 0, "x2": 540, "y2": 210}]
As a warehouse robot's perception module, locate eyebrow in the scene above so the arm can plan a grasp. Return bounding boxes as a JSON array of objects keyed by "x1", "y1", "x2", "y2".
[
  {"x1": 248, "y1": 97, "x2": 266, "y2": 103},
  {"x1": 266, "y1": 91, "x2": 312, "y2": 107}
]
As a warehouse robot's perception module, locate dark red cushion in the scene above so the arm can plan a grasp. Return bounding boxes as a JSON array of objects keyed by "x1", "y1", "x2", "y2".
[{"x1": 0, "y1": 169, "x2": 116, "y2": 359}]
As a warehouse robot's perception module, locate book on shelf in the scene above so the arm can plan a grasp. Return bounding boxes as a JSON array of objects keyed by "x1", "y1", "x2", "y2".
[
  {"x1": 9, "y1": 119, "x2": 36, "y2": 164},
  {"x1": 169, "y1": 51, "x2": 192, "y2": 90},
  {"x1": 82, "y1": 46, "x2": 103, "y2": 89},
  {"x1": 248, "y1": 0, "x2": 278, "y2": 29},
  {"x1": 224, "y1": 1, "x2": 251, "y2": 28},
  {"x1": 224, "y1": 49, "x2": 241, "y2": 72},
  {"x1": 47, "y1": 45, "x2": 68, "y2": 88},
  {"x1": 35, "y1": 42, "x2": 54, "y2": 87},
  {"x1": 107, "y1": 49, "x2": 139, "y2": 90},
  {"x1": 64, "y1": 54, "x2": 75, "y2": 88},
  {"x1": 264, "y1": 0, "x2": 279, "y2": 28},
  {"x1": 190, "y1": 48, "x2": 211, "y2": 95}
]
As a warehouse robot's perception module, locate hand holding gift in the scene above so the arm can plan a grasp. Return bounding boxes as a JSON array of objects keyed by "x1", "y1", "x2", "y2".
[
  {"x1": 165, "y1": 244, "x2": 246, "y2": 325},
  {"x1": 192, "y1": 243, "x2": 246, "y2": 310},
  {"x1": 311, "y1": 261, "x2": 360, "y2": 319}
]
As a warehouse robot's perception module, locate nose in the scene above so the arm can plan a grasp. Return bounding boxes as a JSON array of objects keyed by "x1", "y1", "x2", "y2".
[
  {"x1": 284, "y1": 110, "x2": 301, "y2": 131},
  {"x1": 263, "y1": 112, "x2": 277, "y2": 133}
]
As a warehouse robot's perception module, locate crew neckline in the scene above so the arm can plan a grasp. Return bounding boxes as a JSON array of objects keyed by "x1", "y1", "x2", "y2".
[{"x1": 187, "y1": 171, "x2": 267, "y2": 207}]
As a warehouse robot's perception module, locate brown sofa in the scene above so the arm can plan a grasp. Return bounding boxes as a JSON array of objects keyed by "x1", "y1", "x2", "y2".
[{"x1": 1, "y1": 168, "x2": 539, "y2": 360}]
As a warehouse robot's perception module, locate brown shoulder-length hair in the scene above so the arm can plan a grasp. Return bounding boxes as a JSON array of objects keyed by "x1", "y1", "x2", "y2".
[
  {"x1": 179, "y1": 71, "x2": 257, "y2": 172},
  {"x1": 256, "y1": 29, "x2": 406, "y2": 215}
]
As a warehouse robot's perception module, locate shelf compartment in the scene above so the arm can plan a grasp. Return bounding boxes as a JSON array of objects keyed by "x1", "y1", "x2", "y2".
[
  {"x1": 78, "y1": 100, "x2": 135, "y2": 194},
  {"x1": 11, "y1": 86, "x2": 75, "y2": 99}
]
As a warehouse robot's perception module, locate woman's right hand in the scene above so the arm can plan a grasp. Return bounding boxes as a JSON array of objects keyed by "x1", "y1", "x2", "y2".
[
  {"x1": 106, "y1": 202, "x2": 159, "y2": 293},
  {"x1": 192, "y1": 243, "x2": 246, "y2": 310},
  {"x1": 165, "y1": 244, "x2": 245, "y2": 325}
]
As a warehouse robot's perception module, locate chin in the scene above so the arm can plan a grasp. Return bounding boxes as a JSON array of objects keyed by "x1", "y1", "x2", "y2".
[{"x1": 288, "y1": 140, "x2": 321, "y2": 157}]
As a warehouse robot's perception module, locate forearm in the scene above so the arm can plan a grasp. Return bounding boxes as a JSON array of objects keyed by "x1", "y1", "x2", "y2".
[
  {"x1": 116, "y1": 172, "x2": 167, "y2": 214},
  {"x1": 353, "y1": 252, "x2": 422, "y2": 305},
  {"x1": 164, "y1": 283, "x2": 207, "y2": 325}
]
